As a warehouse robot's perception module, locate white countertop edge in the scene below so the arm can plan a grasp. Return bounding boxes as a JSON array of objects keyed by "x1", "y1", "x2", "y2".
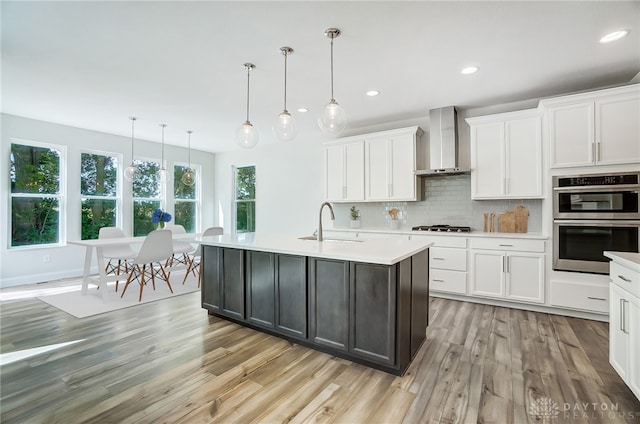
[
  {"x1": 604, "y1": 251, "x2": 640, "y2": 272},
  {"x1": 326, "y1": 227, "x2": 548, "y2": 240},
  {"x1": 196, "y1": 233, "x2": 433, "y2": 266}
]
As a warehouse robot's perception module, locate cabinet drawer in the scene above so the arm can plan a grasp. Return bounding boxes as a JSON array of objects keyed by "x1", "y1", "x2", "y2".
[
  {"x1": 430, "y1": 247, "x2": 467, "y2": 271},
  {"x1": 410, "y1": 234, "x2": 467, "y2": 248},
  {"x1": 430, "y1": 269, "x2": 467, "y2": 294},
  {"x1": 470, "y1": 237, "x2": 545, "y2": 253},
  {"x1": 550, "y1": 281, "x2": 609, "y2": 314},
  {"x1": 610, "y1": 262, "x2": 640, "y2": 298}
]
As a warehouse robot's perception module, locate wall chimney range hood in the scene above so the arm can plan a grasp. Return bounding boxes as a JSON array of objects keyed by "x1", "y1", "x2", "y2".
[{"x1": 415, "y1": 106, "x2": 469, "y2": 176}]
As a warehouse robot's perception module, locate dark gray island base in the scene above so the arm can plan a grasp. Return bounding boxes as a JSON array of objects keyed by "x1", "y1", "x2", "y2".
[{"x1": 200, "y1": 245, "x2": 429, "y2": 375}]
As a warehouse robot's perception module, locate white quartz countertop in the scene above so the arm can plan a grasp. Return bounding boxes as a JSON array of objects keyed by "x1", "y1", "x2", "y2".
[
  {"x1": 326, "y1": 226, "x2": 548, "y2": 240},
  {"x1": 196, "y1": 233, "x2": 433, "y2": 265},
  {"x1": 604, "y1": 251, "x2": 640, "y2": 272}
]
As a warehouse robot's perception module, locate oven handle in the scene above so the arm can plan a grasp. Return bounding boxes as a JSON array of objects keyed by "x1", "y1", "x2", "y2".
[
  {"x1": 554, "y1": 219, "x2": 640, "y2": 226},
  {"x1": 553, "y1": 185, "x2": 639, "y2": 192}
]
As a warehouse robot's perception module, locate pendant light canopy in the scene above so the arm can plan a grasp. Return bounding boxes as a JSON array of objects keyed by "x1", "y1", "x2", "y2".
[
  {"x1": 156, "y1": 123, "x2": 171, "y2": 184},
  {"x1": 273, "y1": 47, "x2": 297, "y2": 142},
  {"x1": 235, "y1": 63, "x2": 259, "y2": 149},
  {"x1": 318, "y1": 28, "x2": 346, "y2": 136},
  {"x1": 124, "y1": 116, "x2": 139, "y2": 182},
  {"x1": 181, "y1": 130, "x2": 196, "y2": 186}
]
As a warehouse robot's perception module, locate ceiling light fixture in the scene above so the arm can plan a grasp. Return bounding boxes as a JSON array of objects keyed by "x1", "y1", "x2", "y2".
[
  {"x1": 318, "y1": 28, "x2": 346, "y2": 136},
  {"x1": 297, "y1": 107, "x2": 308, "y2": 113},
  {"x1": 123, "y1": 116, "x2": 138, "y2": 182},
  {"x1": 461, "y1": 66, "x2": 479, "y2": 75},
  {"x1": 366, "y1": 90, "x2": 380, "y2": 97},
  {"x1": 156, "y1": 123, "x2": 171, "y2": 184},
  {"x1": 274, "y1": 47, "x2": 297, "y2": 142},
  {"x1": 599, "y1": 30, "x2": 629, "y2": 44},
  {"x1": 235, "y1": 63, "x2": 258, "y2": 149},
  {"x1": 181, "y1": 130, "x2": 196, "y2": 187}
]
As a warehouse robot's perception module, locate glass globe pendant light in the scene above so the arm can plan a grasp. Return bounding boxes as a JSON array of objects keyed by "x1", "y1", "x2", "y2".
[
  {"x1": 181, "y1": 130, "x2": 196, "y2": 186},
  {"x1": 318, "y1": 28, "x2": 346, "y2": 136},
  {"x1": 235, "y1": 63, "x2": 258, "y2": 149},
  {"x1": 156, "y1": 123, "x2": 171, "y2": 184},
  {"x1": 273, "y1": 47, "x2": 297, "y2": 142},
  {"x1": 123, "y1": 116, "x2": 139, "y2": 182}
]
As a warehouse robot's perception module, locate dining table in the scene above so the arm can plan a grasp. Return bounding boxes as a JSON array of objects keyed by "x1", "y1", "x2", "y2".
[{"x1": 68, "y1": 233, "x2": 199, "y2": 302}]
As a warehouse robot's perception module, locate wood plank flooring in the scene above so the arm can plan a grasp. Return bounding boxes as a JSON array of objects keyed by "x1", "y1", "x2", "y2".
[{"x1": 1, "y1": 287, "x2": 639, "y2": 423}]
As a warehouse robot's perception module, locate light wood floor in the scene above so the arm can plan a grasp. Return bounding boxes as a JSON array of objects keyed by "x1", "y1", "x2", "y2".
[{"x1": 1, "y1": 286, "x2": 639, "y2": 423}]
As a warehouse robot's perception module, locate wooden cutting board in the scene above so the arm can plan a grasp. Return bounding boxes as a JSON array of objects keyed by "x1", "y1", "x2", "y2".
[
  {"x1": 498, "y1": 211, "x2": 515, "y2": 233},
  {"x1": 515, "y1": 205, "x2": 528, "y2": 233}
]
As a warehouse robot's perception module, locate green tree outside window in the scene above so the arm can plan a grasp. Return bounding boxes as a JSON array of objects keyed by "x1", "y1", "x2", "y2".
[
  {"x1": 235, "y1": 166, "x2": 255, "y2": 233},
  {"x1": 80, "y1": 153, "x2": 118, "y2": 239}
]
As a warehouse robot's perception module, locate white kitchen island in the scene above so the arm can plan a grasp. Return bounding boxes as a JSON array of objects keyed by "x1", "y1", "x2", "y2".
[{"x1": 197, "y1": 233, "x2": 433, "y2": 375}]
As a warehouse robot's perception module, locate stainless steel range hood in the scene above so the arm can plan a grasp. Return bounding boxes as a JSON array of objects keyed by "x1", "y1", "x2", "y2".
[{"x1": 415, "y1": 106, "x2": 469, "y2": 176}]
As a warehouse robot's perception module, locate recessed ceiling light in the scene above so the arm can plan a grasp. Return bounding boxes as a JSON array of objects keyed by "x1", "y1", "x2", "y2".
[
  {"x1": 461, "y1": 66, "x2": 479, "y2": 75},
  {"x1": 297, "y1": 107, "x2": 308, "y2": 113},
  {"x1": 366, "y1": 90, "x2": 380, "y2": 97},
  {"x1": 600, "y1": 30, "x2": 629, "y2": 44}
]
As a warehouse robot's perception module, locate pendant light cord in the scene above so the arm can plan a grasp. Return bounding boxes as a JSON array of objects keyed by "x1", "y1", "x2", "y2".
[
  {"x1": 330, "y1": 36, "x2": 334, "y2": 101},
  {"x1": 245, "y1": 66, "x2": 251, "y2": 123},
  {"x1": 187, "y1": 131, "x2": 192, "y2": 168},
  {"x1": 160, "y1": 124, "x2": 166, "y2": 165},
  {"x1": 283, "y1": 50, "x2": 288, "y2": 111},
  {"x1": 130, "y1": 116, "x2": 136, "y2": 163}
]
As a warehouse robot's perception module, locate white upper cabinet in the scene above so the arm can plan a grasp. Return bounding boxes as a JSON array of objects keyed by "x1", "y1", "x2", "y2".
[
  {"x1": 325, "y1": 141, "x2": 365, "y2": 202},
  {"x1": 541, "y1": 84, "x2": 640, "y2": 168},
  {"x1": 467, "y1": 109, "x2": 542, "y2": 199},
  {"x1": 325, "y1": 126, "x2": 423, "y2": 202}
]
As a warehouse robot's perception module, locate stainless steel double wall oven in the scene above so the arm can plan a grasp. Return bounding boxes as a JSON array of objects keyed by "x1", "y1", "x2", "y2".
[{"x1": 553, "y1": 172, "x2": 640, "y2": 274}]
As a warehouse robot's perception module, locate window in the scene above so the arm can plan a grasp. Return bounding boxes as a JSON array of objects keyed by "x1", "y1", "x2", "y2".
[
  {"x1": 174, "y1": 164, "x2": 199, "y2": 233},
  {"x1": 132, "y1": 159, "x2": 161, "y2": 236},
  {"x1": 10, "y1": 141, "x2": 64, "y2": 247},
  {"x1": 80, "y1": 152, "x2": 119, "y2": 240},
  {"x1": 234, "y1": 165, "x2": 255, "y2": 233}
]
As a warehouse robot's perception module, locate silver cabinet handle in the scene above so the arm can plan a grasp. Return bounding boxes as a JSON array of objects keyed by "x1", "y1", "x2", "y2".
[
  {"x1": 432, "y1": 257, "x2": 445, "y2": 260},
  {"x1": 620, "y1": 298, "x2": 625, "y2": 333},
  {"x1": 592, "y1": 142, "x2": 596, "y2": 163},
  {"x1": 506, "y1": 256, "x2": 510, "y2": 273},
  {"x1": 587, "y1": 296, "x2": 606, "y2": 301},
  {"x1": 618, "y1": 275, "x2": 632, "y2": 283},
  {"x1": 502, "y1": 255, "x2": 505, "y2": 273},
  {"x1": 597, "y1": 141, "x2": 601, "y2": 162},
  {"x1": 433, "y1": 279, "x2": 445, "y2": 283},
  {"x1": 499, "y1": 244, "x2": 513, "y2": 247}
]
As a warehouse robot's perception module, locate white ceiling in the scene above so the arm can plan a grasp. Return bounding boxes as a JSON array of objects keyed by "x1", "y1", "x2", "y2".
[{"x1": 2, "y1": 1, "x2": 639, "y2": 153}]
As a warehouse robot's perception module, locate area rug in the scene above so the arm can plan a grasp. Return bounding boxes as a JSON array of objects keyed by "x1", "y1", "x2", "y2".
[{"x1": 37, "y1": 273, "x2": 200, "y2": 319}]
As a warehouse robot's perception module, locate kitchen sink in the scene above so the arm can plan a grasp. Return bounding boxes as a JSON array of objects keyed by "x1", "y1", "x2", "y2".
[{"x1": 298, "y1": 235, "x2": 362, "y2": 243}]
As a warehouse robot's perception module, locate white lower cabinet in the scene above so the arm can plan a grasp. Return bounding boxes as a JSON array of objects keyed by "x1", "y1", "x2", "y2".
[
  {"x1": 470, "y1": 238, "x2": 545, "y2": 304},
  {"x1": 608, "y1": 256, "x2": 640, "y2": 400},
  {"x1": 429, "y1": 247, "x2": 467, "y2": 294}
]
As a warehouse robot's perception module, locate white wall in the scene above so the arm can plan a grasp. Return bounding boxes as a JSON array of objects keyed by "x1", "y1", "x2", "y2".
[{"x1": 1, "y1": 114, "x2": 216, "y2": 287}]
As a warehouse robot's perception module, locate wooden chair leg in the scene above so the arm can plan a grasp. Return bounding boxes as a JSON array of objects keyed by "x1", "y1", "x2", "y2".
[
  {"x1": 139, "y1": 264, "x2": 146, "y2": 302},
  {"x1": 160, "y1": 263, "x2": 173, "y2": 294},
  {"x1": 182, "y1": 259, "x2": 194, "y2": 285},
  {"x1": 115, "y1": 259, "x2": 122, "y2": 292},
  {"x1": 120, "y1": 266, "x2": 137, "y2": 298}
]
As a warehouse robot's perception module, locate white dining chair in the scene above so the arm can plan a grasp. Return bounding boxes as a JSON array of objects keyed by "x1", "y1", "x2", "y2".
[
  {"x1": 120, "y1": 229, "x2": 174, "y2": 302},
  {"x1": 164, "y1": 224, "x2": 196, "y2": 270},
  {"x1": 182, "y1": 226, "x2": 223, "y2": 287},
  {"x1": 98, "y1": 227, "x2": 138, "y2": 292}
]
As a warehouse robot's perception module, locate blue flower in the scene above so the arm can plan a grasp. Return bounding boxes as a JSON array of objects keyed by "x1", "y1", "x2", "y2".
[{"x1": 151, "y1": 208, "x2": 172, "y2": 224}]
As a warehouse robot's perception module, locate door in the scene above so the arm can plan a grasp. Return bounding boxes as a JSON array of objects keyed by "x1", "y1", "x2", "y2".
[
  {"x1": 201, "y1": 246, "x2": 221, "y2": 311},
  {"x1": 221, "y1": 248, "x2": 245, "y2": 320},
  {"x1": 470, "y1": 250, "x2": 505, "y2": 298},
  {"x1": 389, "y1": 134, "x2": 416, "y2": 200},
  {"x1": 246, "y1": 251, "x2": 275, "y2": 329},
  {"x1": 350, "y1": 262, "x2": 396, "y2": 365},
  {"x1": 628, "y1": 294, "x2": 640, "y2": 399},
  {"x1": 365, "y1": 136, "x2": 390, "y2": 200},
  {"x1": 505, "y1": 252, "x2": 544, "y2": 303},
  {"x1": 309, "y1": 258, "x2": 349, "y2": 351},
  {"x1": 609, "y1": 284, "x2": 629, "y2": 380},
  {"x1": 344, "y1": 141, "x2": 365, "y2": 200},
  {"x1": 548, "y1": 102, "x2": 594, "y2": 168},
  {"x1": 596, "y1": 92, "x2": 640, "y2": 165},
  {"x1": 505, "y1": 116, "x2": 542, "y2": 198},
  {"x1": 275, "y1": 254, "x2": 308, "y2": 339},
  {"x1": 471, "y1": 122, "x2": 504, "y2": 198},
  {"x1": 325, "y1": 144, "x2": 345, "y2": 201}
]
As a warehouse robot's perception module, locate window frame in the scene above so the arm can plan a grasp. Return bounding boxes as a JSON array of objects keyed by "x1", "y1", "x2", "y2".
[
  {"x1": 8, "y1": 138, "x2": 67, "y2": 250},
  {"x1": 173, "y1": 162, "x2": 201, "y2": 233},
  {"x1": 131, "y1": 156, "x2": 163, "y2": 236},
  {"x1": 232, "y1": 164, "x2": 256, "y2": 234},
  {"x1": 79, "y1": 149, "x2": 123, "y2": 239}
]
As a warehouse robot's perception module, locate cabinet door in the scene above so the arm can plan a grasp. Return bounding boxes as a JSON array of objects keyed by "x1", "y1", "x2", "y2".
[
  {"x1": 389, "y1": 134, "x2": 416, "y2": 200},
  {"x1": 548, "y1": 102, "x2": 594, "y2": 168},
  {"x1": 470, "y1": 250, "x2": 505, "y2": 298},
  {"x1": 629, "y1": 295, "x2": 640, "y2": 399},
  {"x1": 505, "y1": 252, "x2": 544, "y2": 303},
  {"x1": 350, "y1": 262, "x2": 396, "y2": 366},
  {"x1": 201, "y1": 246, "x2": 221, "y2": 312},
  {"x1": 471, "y1": 122, "x2": 504, "y2": 198},
  {"x1": 505, "y1": 116, "x2": 542, "y2": 198},
  {"x1": 246, "y1": 251, "x2": 275, "y2": 329},
  {"x1": 221, "y1": 248, "x2": 245, "y2": 320},
  {"x1": 309, "y1": 258, "x2": 349, "y2": 351},
  {"x1": 365, "y1": 136, "x2": 390, "y2": 200},
  {"x1": 596, "y1": 91, "x2": 640, "y2": 166},
  {"x1": 610, "y1": 284, "x2": 629, "y2": 381},
  {"x1": 275, "y1": 254, "x2": 308, "y2": 339},
  {"x1": 325, "y1": 144, "x2": 345, "y2": 201},
  {"x1": 344, "y1": 141, "x2": 365, "y2": 200}
]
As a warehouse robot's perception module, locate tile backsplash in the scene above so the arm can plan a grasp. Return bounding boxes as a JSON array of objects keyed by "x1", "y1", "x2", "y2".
[{"x1": 332, "y1": 174, "x2": 542, "y2": 232}]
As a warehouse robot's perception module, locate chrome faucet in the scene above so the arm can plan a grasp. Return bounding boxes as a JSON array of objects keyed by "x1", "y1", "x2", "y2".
[{"x1": 318, "y1": 201, "x2": 335, "y2": 242}]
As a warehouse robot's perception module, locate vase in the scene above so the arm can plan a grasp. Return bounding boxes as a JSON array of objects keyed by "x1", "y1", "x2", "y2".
[
  {"x1": 389, "y1": 220, "x2": 400, "y2": 230},
  {"x1": 350, "y1": 219, "x2": 361, "y2": 229},
  {"x1": 158, "y1": 222, "x2": 165, "y2": 230}
]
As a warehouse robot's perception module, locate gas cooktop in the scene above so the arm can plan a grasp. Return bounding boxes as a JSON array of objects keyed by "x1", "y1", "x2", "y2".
[{"x1": 412, "y1": 225, "x2": 471, "y2": 233}]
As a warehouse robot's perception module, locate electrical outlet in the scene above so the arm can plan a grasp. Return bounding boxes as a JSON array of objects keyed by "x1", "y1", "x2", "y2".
[{"x1": 43, "y1": 255, "x2": 51, "y2": 263}]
